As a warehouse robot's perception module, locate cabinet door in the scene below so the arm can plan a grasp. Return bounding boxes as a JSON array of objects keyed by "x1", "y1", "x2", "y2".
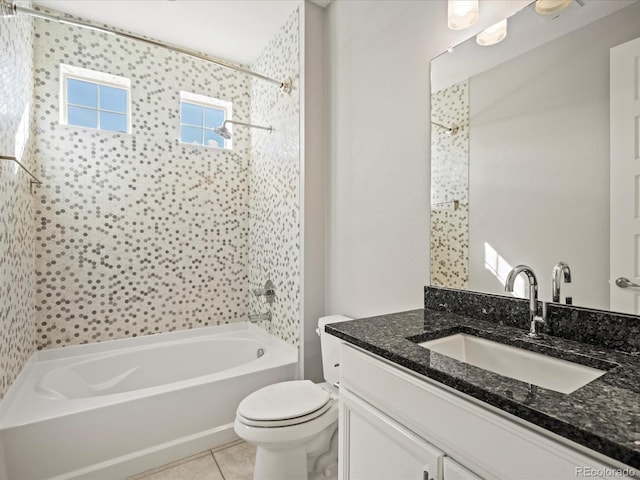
[
  {"x1": 340, "y1": 389, "x2": 444, "y2": 480},
  {"x1": 443, "y1": 458, "x2": 483, "y2": 480}
]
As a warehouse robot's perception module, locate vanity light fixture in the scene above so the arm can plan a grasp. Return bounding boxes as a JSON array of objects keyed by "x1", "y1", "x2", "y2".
[
  {"x1": 476, "y1": 18, "x2": 507, "y2": 46},
  {"x1": 447, "y1": 0, "x2": 479, "y2": 30},
  {"x1": 534, "y1": 0, "x2": 573, "y2": 16}
]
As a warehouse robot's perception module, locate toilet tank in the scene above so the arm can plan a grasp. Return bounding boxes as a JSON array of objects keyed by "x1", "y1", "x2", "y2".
[{"x1": 317, "y1": 315, "x2": 353, "y2": 386}]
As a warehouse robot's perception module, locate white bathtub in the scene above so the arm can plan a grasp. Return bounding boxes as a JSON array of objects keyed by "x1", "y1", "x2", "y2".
[{"x1": 0, "y1": 323, "x2": 297, "y2": 480}]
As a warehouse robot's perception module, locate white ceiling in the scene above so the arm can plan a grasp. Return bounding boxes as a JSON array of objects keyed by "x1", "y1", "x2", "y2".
[{"x1": 33, "y1": 0, "x2": 301, "y2": 65}]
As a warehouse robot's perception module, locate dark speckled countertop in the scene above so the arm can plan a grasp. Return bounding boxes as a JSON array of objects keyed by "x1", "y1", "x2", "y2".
[{"x1": 326, "y1": 308, "x2": 640, "y2": 469}]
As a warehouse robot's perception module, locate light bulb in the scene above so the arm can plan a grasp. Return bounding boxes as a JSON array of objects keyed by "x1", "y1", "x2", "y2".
[
  {"x1": 476, "y1": 19, "x2": 507, "y2": 46},
  {"x1": 535, "y1": 0, "x2": 572, "y2": 16},
  {"x1": 448, "y1": 0, "x2": 479, "y2": 30}
]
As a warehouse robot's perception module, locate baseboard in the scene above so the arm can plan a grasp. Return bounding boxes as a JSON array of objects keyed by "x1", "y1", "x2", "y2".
[{"x1": 51, "y1": 423, "x2": 239, "y2": 480}]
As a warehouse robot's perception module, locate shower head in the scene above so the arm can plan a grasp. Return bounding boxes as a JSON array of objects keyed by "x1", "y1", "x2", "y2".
[
  {"x1": 214, "y1": 120, "x2": 272, "y2": 140},
  {"x1": 214, "y1": 125, "x2": 232, "y2": 140}
]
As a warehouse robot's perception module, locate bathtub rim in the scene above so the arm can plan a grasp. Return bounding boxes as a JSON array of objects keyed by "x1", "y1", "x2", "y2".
[{"x1": 38, "y1": 321, "x2": 274, "y2": 361}]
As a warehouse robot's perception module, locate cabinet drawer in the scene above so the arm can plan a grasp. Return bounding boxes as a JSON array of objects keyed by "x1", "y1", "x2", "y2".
[{"x1": 340, "y1": 345, "x2": 626, "y2": 480}]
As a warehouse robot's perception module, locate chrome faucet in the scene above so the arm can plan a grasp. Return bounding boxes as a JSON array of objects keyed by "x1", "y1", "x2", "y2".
[
  {"x1": 253, "y1": 279, "x2": 276, "y2": 305},
  {"x1": 505, "y1": 265, "x2": 546, "y2": 338},
  {"x1": 551, "y1": 261, "x2": 571, "y2": 303},
  {"x1": 250, "y1": 280, "x2": 274, "y2": 323}
]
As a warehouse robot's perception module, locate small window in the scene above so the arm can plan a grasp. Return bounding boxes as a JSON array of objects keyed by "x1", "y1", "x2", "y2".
[
  {"x1": 180, "y1": 91, "x2": 233, "y2": 149},
  {"x1": 60, "y1": 64, "x2": 131, "y2": 134}
]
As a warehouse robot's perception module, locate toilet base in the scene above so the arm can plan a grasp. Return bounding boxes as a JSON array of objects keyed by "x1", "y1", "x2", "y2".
[
  {"x1": 254, "y1": 445, "x2": 308, "y2": 480},
  {"x1": 241, "y1": 419, "x2": 338, "y2": 480},
  {"x1": 253, "y1": 445, "x2": 338, "y2": 480}
]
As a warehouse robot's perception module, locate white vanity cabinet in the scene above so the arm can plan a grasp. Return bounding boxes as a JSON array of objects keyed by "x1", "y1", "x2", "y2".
[
  {"x1": 338, "y1": 344, "x2": 635, "y2": 480},
  {"x1": 442, "y1": 459, "x2": 483, "y2": 480},
  {"x1": 339, "y1": 388, "x2": 444, "y2": 480}
]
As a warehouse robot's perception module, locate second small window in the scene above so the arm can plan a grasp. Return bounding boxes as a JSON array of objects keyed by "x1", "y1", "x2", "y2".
[{"x1": 180, "y1": 92, "x2": 232, "y2": 149}]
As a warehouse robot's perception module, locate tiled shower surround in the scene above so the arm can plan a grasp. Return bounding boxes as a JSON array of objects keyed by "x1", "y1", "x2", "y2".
[
  {"x1": 0, "y1": 6, "x2": 35, "y2": 399},
  {"x1": 248, "y1": 9, "x2": 300, "y2": 346},
  {"x1": 430, "y1": 80, "x2": 469, "y2": 290},
  {"x1": 28, "y1": 10, "x2": 300, "y2": 349}
]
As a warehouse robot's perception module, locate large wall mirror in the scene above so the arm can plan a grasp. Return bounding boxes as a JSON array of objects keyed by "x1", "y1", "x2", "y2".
[{"x1": 430, "y1": 0, "x2": 640, "y2": 315}]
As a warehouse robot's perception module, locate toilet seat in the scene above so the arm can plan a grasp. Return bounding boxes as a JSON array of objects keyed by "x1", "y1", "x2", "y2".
[
  {"x1": 238, "y1": 400, "x2": 333, "y2": 427},
  {"x1": 234, "y1": 399, "x2": 339, "y2": 446},
  {"x1": 237, "y1": 380, "x2": 332, "y2": 427}
]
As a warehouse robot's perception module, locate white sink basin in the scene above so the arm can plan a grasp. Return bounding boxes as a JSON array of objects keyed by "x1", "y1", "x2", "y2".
[{"x1": 419, "y1": 334, "x2": 606, "y2": 394}]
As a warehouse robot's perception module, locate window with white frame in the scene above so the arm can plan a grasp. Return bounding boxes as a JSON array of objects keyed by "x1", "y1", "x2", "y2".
[
  {"x1": 179, "y1": 91, "x2": 233, "y2": 149},
  {"x1": 60, "y1": 64, "x2": 131, "y2": 133}
]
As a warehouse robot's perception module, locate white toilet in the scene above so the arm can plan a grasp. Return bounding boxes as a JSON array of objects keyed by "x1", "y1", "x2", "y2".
[{"x1": 234, "y1": 315, "x2": 352, "y2": 480}]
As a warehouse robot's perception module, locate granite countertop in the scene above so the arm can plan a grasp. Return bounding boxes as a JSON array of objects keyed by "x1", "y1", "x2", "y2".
[{"x1": 326, "y1": 308, "x2": 640, "y2": 469}]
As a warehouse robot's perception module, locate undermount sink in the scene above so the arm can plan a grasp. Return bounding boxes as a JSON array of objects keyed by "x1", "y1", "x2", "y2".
[{"x1": 419, "y1": 334, "x2": 606, "y2": 394}]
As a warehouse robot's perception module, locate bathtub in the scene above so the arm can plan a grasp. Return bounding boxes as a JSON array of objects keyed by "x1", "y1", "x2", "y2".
[{"x1": 0, "y1": 322, "x2": 297, "y2": 480}]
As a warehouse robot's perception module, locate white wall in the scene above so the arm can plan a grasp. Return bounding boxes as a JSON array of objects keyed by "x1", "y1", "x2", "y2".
[
  {"x1": 324, "y1": 0, "x2": 530, "y2": 318},
  {"x1": 302, "y1": 1, "x2": 327, "y2": 381}
]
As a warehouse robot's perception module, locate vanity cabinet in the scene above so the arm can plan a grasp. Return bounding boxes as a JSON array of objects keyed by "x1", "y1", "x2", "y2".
[
  {"x1": 340, "y1": 388, "x2": 444, "y2": 480},
  {"x1": 338, "y1": 344, "x2": 634, "y2": 480},
  {"x1": 442, "y1": 459, "x2": 483, "y2": 480}
]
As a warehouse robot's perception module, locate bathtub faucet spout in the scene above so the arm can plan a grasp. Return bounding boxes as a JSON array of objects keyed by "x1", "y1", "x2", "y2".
[{"x1": 249, "y1": 311, "x2": 272, "y2": 323}]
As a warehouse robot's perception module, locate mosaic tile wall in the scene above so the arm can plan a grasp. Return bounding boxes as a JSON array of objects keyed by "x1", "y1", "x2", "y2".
[
  {"x1": 248, "y1": 9, "x2": 300, "y2": 346},
  {"x1": 0, "y1": 6, "x2": 36, "y2": 399},
  {"x1": 32, "y1": 14, "x2": 254, "y2": 348},
  {"x1": 430, "y1": 80, "x2": 469, "y2": 290}
]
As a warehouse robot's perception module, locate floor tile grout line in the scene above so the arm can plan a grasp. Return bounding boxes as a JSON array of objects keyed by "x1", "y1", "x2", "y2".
[
  {"x1": 211, "y1": 450, "x2": 226, "y2": 480},
  {"x1": 130, "y1": 441, "x2": 247, "y2": 479},
  {"x1": 130, "y1": 448, "x2": 224, "y2": 479},
  {"x1": 211, "y1": 439, "x2": 244, "y2": 454}
]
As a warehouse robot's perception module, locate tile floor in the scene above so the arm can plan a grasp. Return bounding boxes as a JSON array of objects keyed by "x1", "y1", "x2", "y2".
[{"x1": 129, "y1": 440, "x2": 256, "y2": 480}]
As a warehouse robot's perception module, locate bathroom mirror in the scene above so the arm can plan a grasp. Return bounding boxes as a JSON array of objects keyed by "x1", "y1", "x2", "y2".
[{"x1": 430, "y1": 0, "x2": 640, "y2": 314}]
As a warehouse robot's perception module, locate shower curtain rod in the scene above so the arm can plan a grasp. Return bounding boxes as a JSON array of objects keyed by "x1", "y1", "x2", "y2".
[
  {"x1": 0, "y1": 1, "x2": 292, "y2": 93},
  {"x1": 1, "y1": 155, "x2": 42, "y2": 192},
  {"x1": 431, "y1": 121, "x2": 459, "y2": 135}
]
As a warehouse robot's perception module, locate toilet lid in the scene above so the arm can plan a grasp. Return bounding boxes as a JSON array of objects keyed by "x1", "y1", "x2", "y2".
[{"x1": 237, "y1": 380, "x2": 331, "y2": 423}]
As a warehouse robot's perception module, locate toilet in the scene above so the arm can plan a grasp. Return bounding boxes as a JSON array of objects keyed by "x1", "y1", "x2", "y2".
[{"x1": 234, "y1": 315, "x2": 352, "y2": 480}]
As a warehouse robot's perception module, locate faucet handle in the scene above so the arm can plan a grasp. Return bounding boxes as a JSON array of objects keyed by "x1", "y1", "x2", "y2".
[{"x1": 253, "y1": 279, "x2": 276, "y2": 304}]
